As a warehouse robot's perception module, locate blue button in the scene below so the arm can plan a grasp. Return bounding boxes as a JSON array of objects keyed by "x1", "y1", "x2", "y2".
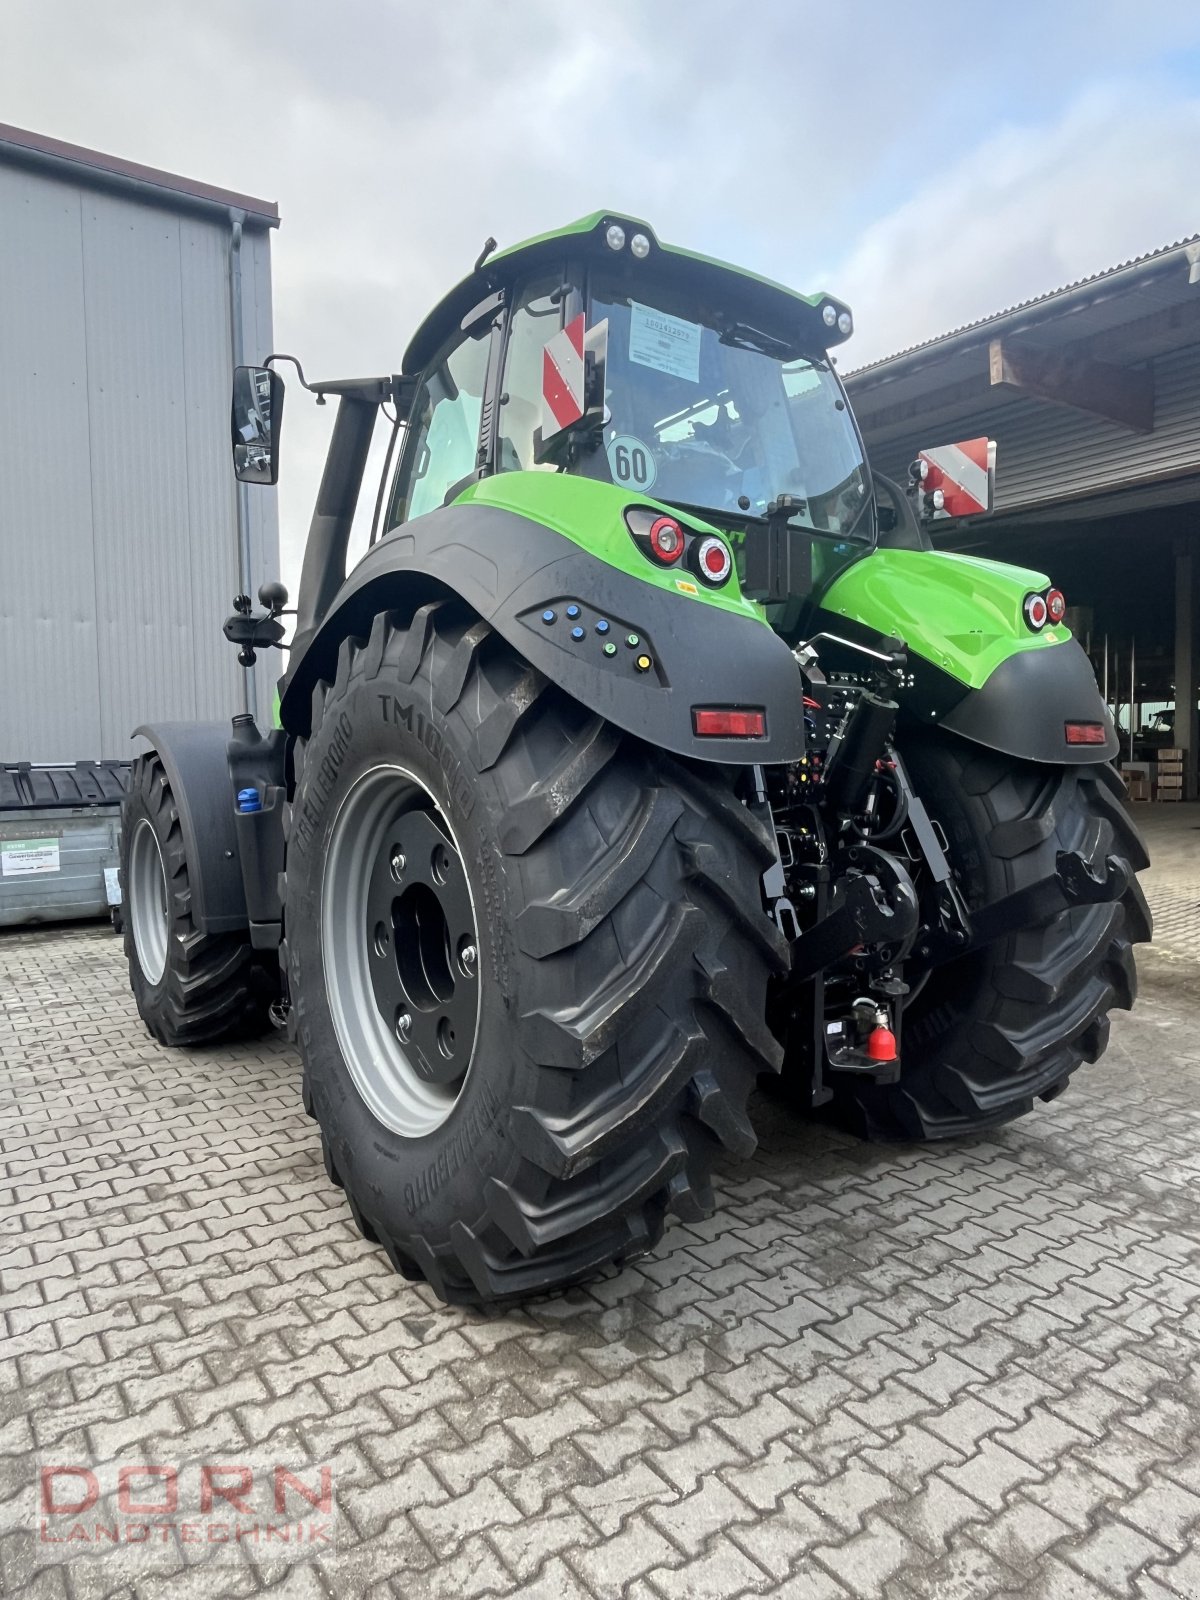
[
  {"x1": 566, "y1": 604, "x2": 581, "y2": 620},
  {"x1": 595, "y1": 619, "x2": 610, "y2": 635},
  {"x1": 542, "y1": 609, "x2": 556, "y2": 625},
  {"x1": 571, "y1": 626, "x2": 585, "y2": 641}
]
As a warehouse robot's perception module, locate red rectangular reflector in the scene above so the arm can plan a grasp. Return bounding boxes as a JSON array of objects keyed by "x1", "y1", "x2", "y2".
[
  {"x1": 1065, "y1": 722, "x2": 1108, "y2": 745},
  {"x1": 693, "y1": 708, "x2": 766, "y2": 738}
]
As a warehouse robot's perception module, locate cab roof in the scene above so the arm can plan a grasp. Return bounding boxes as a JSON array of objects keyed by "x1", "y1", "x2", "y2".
[{"x1": 402, "y1": 210, "x2": 852, "y2": 374}]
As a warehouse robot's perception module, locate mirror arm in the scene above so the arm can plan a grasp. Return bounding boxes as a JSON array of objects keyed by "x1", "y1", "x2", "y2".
[{"x1": 264, "y1": 352, "x2": 314, "y2": 391}]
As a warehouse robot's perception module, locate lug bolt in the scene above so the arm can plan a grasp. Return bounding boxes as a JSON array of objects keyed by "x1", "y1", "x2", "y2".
[
  {"x1": 460, "y1": 943, "x2": 477, "y2": 972},
  {"x1": 389, "y1": 848, "x2": 406, "y2": 881},
  {"x1": 396, "y1": 1012, "x2": 412, "y2": 1041}
]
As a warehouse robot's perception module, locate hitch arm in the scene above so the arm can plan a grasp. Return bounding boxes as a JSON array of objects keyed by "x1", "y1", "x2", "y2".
[{"x1": 916, "y1": 850, "x2": 1130, "y2": 968}]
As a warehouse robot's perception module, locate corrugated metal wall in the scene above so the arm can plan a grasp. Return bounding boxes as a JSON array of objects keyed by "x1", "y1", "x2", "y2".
[
  {"x1": 858, "y1": 342, "x2": 1200, "y2": 518},
  {"x1": 0, "y1": 161, "x2": 278, "y2": 762}
]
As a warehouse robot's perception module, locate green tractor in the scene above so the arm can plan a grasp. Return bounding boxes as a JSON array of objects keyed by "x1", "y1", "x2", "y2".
[{"x1": 121, "y1": 212, "x2": 1150, "y2": 1306}]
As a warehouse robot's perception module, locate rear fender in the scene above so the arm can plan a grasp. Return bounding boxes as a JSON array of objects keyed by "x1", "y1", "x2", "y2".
[
  {"x1": 817, "y1": 548, "x2": 1117, "y2": 764},
  {"x1": 279, "y1": 496, "x2": 807, "y2": 764}
]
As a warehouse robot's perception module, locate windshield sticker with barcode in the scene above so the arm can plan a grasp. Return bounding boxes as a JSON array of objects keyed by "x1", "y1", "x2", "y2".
[{"x1": 629, "y1": 303, "x2": 701, "y2": 383}]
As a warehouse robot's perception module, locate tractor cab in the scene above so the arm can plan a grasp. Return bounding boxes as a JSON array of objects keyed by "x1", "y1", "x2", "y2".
[{"x1": 383, "y1": 213, "x2": 873, "y2": 579}]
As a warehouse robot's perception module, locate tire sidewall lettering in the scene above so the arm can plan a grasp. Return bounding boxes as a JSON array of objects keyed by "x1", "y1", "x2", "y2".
[{"x1": 284, "y1": 665, "x2": 518, "y2": 1236}]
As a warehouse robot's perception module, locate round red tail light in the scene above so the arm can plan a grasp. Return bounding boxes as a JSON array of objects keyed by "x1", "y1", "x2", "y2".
[
  {"x1": 1024, "y1": 593, "x2": 1048, "y2": 630},
  {"x1": 648, "y1": 515, "x2": 684, "y2": 564},
  {"x1": 1046, "y1": 588, "x2": 1066, "y2": 624},
  {"x1": 696, "y1": 536, "x2": 732, "y2": 586}
]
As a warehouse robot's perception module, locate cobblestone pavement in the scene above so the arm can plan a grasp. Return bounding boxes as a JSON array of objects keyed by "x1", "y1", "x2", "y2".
[
  {"x1": 4, "y1": 911, "x2": 1200, "y2": 1600},
  {"x1": 1137, "y1": 804, "x2": 1200, "y2": 970}
]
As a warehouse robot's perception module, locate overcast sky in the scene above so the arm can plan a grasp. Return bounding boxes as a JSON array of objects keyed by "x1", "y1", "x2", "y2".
[{"x1": 3, "y1": 0, "x2": 1199, "y2": 592}]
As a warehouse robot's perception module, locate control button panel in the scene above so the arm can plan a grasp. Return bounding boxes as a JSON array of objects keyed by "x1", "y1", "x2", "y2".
[{"x1": 519, "y1": 599, "x2": 665, "y2": 683}]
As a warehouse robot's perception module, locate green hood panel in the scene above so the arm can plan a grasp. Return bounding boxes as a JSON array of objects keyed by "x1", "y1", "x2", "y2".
[
  {"x1": 455, "y1": 473, "x2": 768, "y2": 625},
  {"x1": 821, "y1": 548, "x2": 1070, "y2": 691}
]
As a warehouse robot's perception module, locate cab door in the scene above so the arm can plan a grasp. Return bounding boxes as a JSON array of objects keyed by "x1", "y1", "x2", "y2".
[{"x1": 388, "y1": 323, "x2": 493, "y2": 525}]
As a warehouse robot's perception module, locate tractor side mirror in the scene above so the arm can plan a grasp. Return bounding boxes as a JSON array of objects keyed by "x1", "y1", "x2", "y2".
[
  {"x1": 231, "y1": 365, "x2": 285, "y2": 485},
  {"x1": 909, "y1": 437, "x2": 996, "y2": 520}
]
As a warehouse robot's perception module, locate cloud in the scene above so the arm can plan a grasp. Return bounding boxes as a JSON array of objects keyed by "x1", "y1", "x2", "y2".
[
  {"x1": 832, "y1": 83, "x2": 1200, "y2": 369},
  {"x1": 2, "y1": 2, "x2": 1198, "y2": 592}
]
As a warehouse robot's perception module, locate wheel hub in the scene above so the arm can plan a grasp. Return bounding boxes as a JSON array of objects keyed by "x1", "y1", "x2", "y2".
[
  {"x1": 321, "y1": 763, "x2": 481, "y2": 1138},
  {"x1": 365, "y1": 809, "x2": 477, "y2": 1087}
]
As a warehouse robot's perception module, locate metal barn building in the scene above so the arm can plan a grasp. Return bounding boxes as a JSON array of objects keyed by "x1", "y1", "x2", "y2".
[
  {"x1": 0, "y1": 123, "x2": 281, "y2": 764},
  {"x1": 846, "y1": 235, "x2": 1200, "y2": 799}
]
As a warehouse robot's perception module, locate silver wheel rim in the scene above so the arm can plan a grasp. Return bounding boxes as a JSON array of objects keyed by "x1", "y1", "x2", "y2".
[
  {"x1": 321, "y1": 763, "x2": 480, "y2": 1138},
  {"x1": 129, "y1": 818, "x2": 169, "y2": 985}
]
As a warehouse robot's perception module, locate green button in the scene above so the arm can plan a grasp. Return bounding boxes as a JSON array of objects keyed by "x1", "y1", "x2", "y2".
[
  {"x1": 626, "y1": 633, "x2": 640, "y2": 649},
  {"x1": 603, "y1": 642, "x2": 617, "y2": 657}
]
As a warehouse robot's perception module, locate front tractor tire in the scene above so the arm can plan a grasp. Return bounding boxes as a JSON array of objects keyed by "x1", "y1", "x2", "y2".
[
  {"x1": 121, "y1": 754, "x2": 274, "y2": 1046},
  {"x1": 833, "y1": 733, "x2": 1151, "y2": 1141},
  {"x1": 282, "y1": 600, "x2": 786, "y2": 1306}
]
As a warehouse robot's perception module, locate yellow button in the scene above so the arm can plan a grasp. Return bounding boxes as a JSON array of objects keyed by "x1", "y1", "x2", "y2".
[{"x1": 635, "y1": 654, "x2": 652, "y2": 673}]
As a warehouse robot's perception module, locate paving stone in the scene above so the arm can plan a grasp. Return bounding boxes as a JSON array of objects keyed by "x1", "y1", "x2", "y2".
[
  {"x1": 726, "y1": 1492, "x2": 844, "y2": 1582},
  {"x1": 802, "y1": 1463, "x2": 896, "y2": 1537},
  {"x1": 566, "y1": 1513, "x2": 682, "y2": 1598},
  {"x1": 646, "y1": 1472, "x2": 756, "y2": 1556},
  {"x1": 970, "y1": 1497, "x2": 1074, "y2": 1573},
  {"x1": 8, "y1": 925, "x2": 1200, "y2": 1599},
  {"x1": 1065, "y1": 1520, "x2": 1170, "y2": 1591},
  {"x1": 569, "y1": 1459, "x2": 677, "y2": 1536},
  {"x1": 882, "y1": 1474, "x2": 989, "y2": 1557},
  {"x1": 409, "y1": 1476, "x2": 523, "y2": 1555},
  {"x1": 812, "y1": 1514, "x2": 913, "y2": 1598},
  {"x1": 646, "y1": 1534, "x2": 772, "y2": 1599},
  {"x1": 486, "y1": 1497, "x2": 602, "y2": 1583},
  {"x1": 1117, "y1": 1473, "x2": 1200, "y2": 1546},
  {"x1": 718, "y1": 1440, "x2": 814, "y2": 1512}
]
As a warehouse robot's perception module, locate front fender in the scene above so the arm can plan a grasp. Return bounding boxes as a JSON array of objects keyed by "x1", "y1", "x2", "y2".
[
  {"x1": 819, "y1": 548, "x2": 1118, "y2": 764},
  {"x1": 280, "y1": 497, "x2": 806, "y2": 764},
  {"x1": 133, "y1": 722, "x2": 248, "y2": 933}
]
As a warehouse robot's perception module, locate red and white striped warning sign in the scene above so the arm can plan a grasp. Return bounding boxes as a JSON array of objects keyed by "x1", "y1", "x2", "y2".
[
  {"x1": 918, "y1": 437, "x2": 994, "y2": 518},
  {"x1": 542, "y1": 312, "x2": 586, "y2": 439}
]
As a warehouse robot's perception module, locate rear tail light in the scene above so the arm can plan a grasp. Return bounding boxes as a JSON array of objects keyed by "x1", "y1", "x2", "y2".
[
  {"x1": 1065, "y1": 722, "x2": 1108, "y2": 745},
  {"x1": 694, "y1": 536, "x2": 732, "y2": 587},
  {"x1": 648, "y1": 515, "x2": 685, "y2": 564},
  {"x1": 1046, "y1": 588, "x2": 1066, "y2": 624},
  {"x1": 693, "y1": 707, "x2": 766, "y2": 738},
  {"x1": 1024, "y1": 593, "x2": 1048, "y2": 630}
]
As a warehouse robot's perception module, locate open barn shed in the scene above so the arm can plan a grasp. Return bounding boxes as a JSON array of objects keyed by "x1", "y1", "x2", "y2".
[{"x1": 846, "y1": 236, "x2": 1200, "y2": 799}]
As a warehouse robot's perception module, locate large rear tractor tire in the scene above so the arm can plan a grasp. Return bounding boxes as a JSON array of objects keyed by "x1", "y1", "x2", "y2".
[
  {"x1": 282, "y1": 599, "x2": 786, "y2": 1306},
  {"x1": 121, "y1": 753, "x2": 275, "y2": 1046},
  {"x1": 832, "y1": 732, "x2": 1151, "y2": 1141}
]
